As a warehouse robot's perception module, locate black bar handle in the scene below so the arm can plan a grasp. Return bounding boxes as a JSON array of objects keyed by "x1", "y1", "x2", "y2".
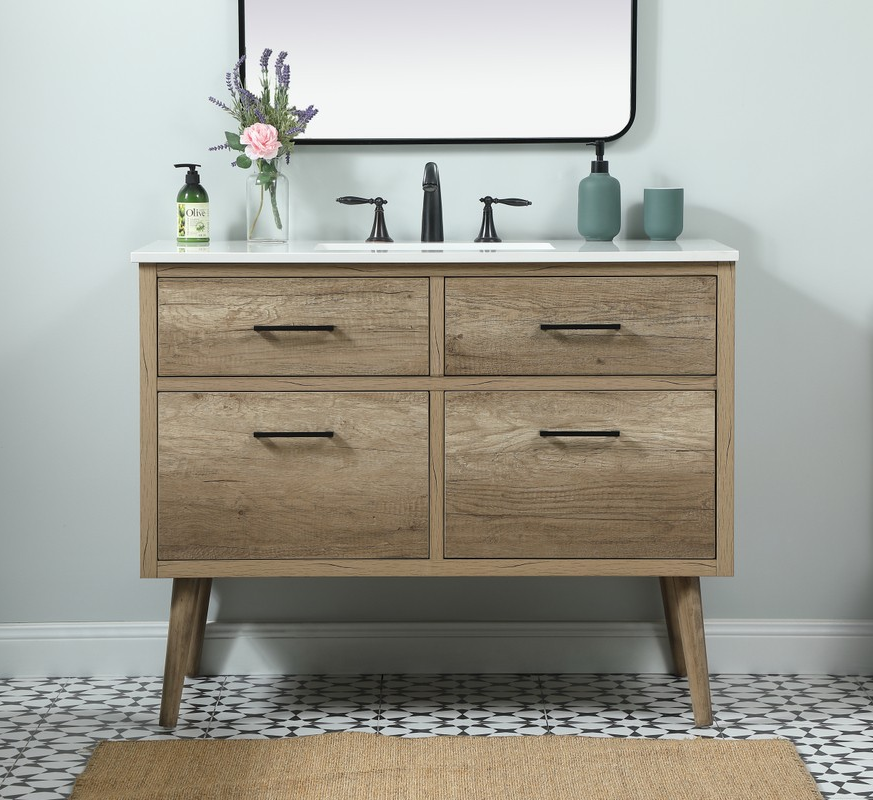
[
  {"x1": 540, "y1": 430, "x2": 620, "y2": 437},
  {"x1": 253, "y1": 324, "x2": 335, "y2": 332},
  {"x1": 540, "y1": 323, "x2": 621, "y2": 331},
  {"x1": 253, "y1": 431, "x2": 335, "y2": 438}
]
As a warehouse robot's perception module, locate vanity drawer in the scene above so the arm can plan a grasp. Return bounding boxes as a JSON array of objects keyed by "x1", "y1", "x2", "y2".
[
  {"x1": 444, "y1": 391, "x2": 715, "y2": 559},
  {"x1": 444, "y1": 277, "x2": 716, "y2": 375},
  {"x1": 158, "y1": 278, "x2": 430, "y2": 376},
  {"x1": 157, "y1": 392, "x2": 429, "y2": 560}
]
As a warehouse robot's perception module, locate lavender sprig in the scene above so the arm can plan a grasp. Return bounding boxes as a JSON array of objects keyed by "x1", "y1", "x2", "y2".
[{"x1": 208, "y1": 96, "x2": 231, "y2": 112}]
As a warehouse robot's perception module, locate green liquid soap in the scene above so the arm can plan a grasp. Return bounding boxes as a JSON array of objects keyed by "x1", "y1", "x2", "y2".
[{"x1": 175, "y1": 163, "x2": 209, "y2": 244}]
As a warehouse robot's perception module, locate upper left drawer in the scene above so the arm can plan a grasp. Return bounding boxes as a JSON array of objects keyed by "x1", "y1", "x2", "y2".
[{"x1": 157, "y1": 278, "x2": 430, "y2": 376}]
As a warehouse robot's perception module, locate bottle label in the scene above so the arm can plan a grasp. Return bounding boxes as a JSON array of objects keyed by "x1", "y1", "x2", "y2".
[{"x1": 177, "y1": 203, "x2": 209, "y2": 241}]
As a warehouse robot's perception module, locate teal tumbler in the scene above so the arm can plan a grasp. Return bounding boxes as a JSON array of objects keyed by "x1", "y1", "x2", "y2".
[{"x1": 643, "y1": 188, "x2": 684, "y2": 241}]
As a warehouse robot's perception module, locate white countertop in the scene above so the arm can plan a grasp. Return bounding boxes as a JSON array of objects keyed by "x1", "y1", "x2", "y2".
[{"x1": 131, "y1": 239, "x2": 738, "y2": 264}]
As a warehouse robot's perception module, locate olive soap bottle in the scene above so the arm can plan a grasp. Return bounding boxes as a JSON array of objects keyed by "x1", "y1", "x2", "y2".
[{"x1": 175, "y1": 163, "x2": 209, "y2": 244}]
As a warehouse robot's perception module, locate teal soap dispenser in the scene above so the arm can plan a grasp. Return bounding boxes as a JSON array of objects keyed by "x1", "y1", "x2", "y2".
[{"x1": 577, "y1": 141, "x2": 621, "y2": 241}]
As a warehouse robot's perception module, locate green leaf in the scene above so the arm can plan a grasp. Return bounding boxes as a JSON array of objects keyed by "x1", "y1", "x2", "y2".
[
  {"x1": 225, "y1": 131, "x2": 245, "y2": 151},
  {"x1": 236, "y1": 154, "x2": 252, "y2": 169}
]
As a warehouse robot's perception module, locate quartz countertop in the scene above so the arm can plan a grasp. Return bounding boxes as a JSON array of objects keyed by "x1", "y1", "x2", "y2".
[{"x1": 131, "y1": 239, "x2": 738, "y2": 264}]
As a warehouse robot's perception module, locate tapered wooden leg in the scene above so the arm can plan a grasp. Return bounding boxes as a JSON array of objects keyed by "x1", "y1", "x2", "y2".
[
  {"x1": 186, "y1": 578, "x2": 213, "y2": 677},
  {"x1": 159, "y1": 578, "x2": 201, "y2": 728},
  {"x1": 659, "y1": 576, "x2": 687, "y2": 677},
  {"x1": 670, "y1": 576, "x2": 713, "y2": 727}
]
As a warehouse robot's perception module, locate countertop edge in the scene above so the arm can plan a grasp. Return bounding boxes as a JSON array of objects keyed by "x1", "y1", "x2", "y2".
[{"x1": 131, "y1": 239, "x2": 739, "y2": 265}]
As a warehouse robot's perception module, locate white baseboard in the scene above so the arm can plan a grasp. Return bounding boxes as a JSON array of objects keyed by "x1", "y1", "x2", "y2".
[{"x1": 1, "y1": 620, "x2": 871, "y2": 678}]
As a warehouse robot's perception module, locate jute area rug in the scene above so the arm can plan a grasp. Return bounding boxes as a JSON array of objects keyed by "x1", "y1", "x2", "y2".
[{"x1": 69, "y1": 731, "x2": 822, "y2": 800}]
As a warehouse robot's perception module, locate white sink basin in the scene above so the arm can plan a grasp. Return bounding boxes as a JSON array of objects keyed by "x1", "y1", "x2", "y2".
[{"x1": 315, "y1": 241, "x2": 555, "y2": 252}]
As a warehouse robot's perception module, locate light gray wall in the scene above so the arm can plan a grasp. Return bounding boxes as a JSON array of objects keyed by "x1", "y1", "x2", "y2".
[{"x1": 1, "y1": 0, "x2": 871, "y2": 627}]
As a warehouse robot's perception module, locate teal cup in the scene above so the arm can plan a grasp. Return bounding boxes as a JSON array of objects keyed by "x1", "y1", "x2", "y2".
[{"x1": 644, "y1": 187, "x2": 684, "y2": 241}]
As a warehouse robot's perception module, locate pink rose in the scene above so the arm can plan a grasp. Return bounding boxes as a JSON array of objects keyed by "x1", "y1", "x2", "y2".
[{"x1": 240, "y1": 123, "x2": 281, "y2": 160}]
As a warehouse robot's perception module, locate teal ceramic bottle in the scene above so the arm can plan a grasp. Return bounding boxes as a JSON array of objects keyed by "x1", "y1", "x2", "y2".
[
  {"x1": 577, "y1": 141, "x2": 621, "y2": 241},
  {"x1": 175, "y1": 163, "x2": 210, "y2": 244}
]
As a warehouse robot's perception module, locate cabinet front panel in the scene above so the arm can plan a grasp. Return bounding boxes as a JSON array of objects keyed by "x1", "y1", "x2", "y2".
[
  {"x1": 158, "y1": 392, "x2": 429, "y2": 559},
  {"x1": 445, "y1": 391, "x2": 715, "y2": 559},
  {"x1": 158, "y1": 278, "x2": 429, "y2": 376},
  {"x1": 444, "y1": 277, "x2": 716, "y2": 375}
]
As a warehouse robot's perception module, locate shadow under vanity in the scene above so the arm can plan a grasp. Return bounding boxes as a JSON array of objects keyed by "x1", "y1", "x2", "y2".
[{"x1": 133, "y1": 239, "x2": 736, "y2": 728}]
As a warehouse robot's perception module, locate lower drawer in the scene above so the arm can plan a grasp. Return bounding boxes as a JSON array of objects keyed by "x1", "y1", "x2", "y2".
[
  {"x1": 157, "y1": 392, "x2": 429, "y2": 559},
  {"x1": 444, "y1": 391, "x2": 715, "y2": 559}
]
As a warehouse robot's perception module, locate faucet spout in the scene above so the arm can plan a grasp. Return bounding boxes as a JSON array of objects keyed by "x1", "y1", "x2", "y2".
[{"x1": 421, "y1": 162, "x2": 444, "y2": 242}]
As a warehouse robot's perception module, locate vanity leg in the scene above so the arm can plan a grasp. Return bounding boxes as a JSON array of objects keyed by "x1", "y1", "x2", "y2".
[
  {"x1": 670, "y1": 576, "x2": 713, "y2": 727},
  {"x1": 659, "y1": 577, "x2": 686, "y2": 676},
  {"x1": 186, "y1": 578, "x2": 213, "y2": 677},
  {"x1": 159, "y1": 577, "x2": 201, "y2": 728}
]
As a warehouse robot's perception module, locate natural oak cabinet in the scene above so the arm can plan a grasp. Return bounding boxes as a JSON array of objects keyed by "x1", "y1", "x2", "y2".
[
  {"x1": 444, "y1": 390, "x2": 715, "y2": 560},
  {"x1": 135, "y1": 240, "x2": 736, "y2": 730},
  {"x1": 158, "y1": 391, "x2": 430, "y2": 560}
]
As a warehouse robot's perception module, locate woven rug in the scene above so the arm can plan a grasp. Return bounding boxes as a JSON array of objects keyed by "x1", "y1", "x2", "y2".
[{"x1": 69, "y1": 731, "x2": 822, "y2": 800}]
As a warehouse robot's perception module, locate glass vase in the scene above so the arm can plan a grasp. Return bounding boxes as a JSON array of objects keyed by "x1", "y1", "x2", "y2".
[{"x1": 246, "y1": 159, "x2": 289, "y2": 243}]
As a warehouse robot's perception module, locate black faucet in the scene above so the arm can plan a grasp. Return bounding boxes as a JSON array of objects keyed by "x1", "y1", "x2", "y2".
[{"x1": 421, "y1": 162, "x2": 444, "y2": 242}]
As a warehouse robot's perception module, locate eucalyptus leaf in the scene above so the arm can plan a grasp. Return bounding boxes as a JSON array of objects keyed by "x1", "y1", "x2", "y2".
[
  {"x1": 236, "y1": 154, "x2": 252, "y2": 169},
  {"x1": 225, "y1": 131, "x2": 244, "y2": 151}
]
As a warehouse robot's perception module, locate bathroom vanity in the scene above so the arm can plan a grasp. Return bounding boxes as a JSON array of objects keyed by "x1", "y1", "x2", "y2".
[{"x1": 133, "y1": 239, "x2": 736, "y2": 728}]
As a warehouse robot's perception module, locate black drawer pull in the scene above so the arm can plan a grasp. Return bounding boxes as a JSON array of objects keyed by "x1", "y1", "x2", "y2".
[
  {"x1": 540, "y1": 323, "x2": 621, "y2": 331},
  {"x1": 253, "y1": 324, "x2": 335, "y2": 332},
  {"x1": 253, "y1": 431, "x2": 335, "y2": 438},
  {"x1": 540, "y1": 430, "x2": 620, "y2": 438}
]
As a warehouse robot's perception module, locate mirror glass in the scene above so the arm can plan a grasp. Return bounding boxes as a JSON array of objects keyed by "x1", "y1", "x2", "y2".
[{"x1": 240, "y1": 0, "x2": 636, "y2": 144}]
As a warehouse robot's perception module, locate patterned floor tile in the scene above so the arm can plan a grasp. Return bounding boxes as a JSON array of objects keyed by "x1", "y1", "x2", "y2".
[
  {"x1": 0, "y1": 672, "x2": 869, "y2": 799},
  {"x1": 206, "y1": 675, "x2": 381, "y2": 738},
  {"x1": 541, "y1": 673, "x2": 718, "y2": 738},
  {"x1": 379, "y1": 674, "x2": 547, "y2": 737}
]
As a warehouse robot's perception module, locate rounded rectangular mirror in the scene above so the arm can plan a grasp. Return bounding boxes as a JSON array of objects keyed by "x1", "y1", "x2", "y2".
[{"x1": 240, "y1": 0, "x2": 637, "y2": 144}]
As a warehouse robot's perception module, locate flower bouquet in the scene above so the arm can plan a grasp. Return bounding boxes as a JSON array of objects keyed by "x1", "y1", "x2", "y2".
[{"x1": 210, "y1": 49, "x2": 317, "y2": 241}]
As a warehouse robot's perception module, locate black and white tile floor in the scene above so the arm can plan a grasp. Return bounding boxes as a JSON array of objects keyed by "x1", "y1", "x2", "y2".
[{"x1": 1, "y1": 673, "x2": 871, "y2": 798}]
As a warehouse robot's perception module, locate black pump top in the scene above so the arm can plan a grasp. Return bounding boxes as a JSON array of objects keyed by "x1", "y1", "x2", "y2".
[
  {"x1": 587, "y1": 141, "x2": 609, "y2": 173},
  {"x1": 175, "y1": 163, "x2": 202, "y2": 185}
]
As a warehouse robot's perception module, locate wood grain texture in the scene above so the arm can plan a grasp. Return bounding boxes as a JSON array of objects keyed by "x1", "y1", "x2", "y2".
[
  {"x1": 659, "y1": 576, "x2": 687, "y2": 676},
  {"x1": 155, "y1": 558, "x2": 720, "y2": 578},
  {"x1": 160, "y1": 578, "x2": 201, "y2": 728},
  {"x1": 429, "y1": 391, "x2": 445, "y2": 560},
  {"x1": 670, "y1": 576, "x2": 713, "y2": 726},
  {"x1": 158, "y1": 392, "x2": 429, "y2": 560},
  {"x1": 139, "y1": 265, "x2": 158, "y2": 578},
  {"x1": 445, "y1": 391, "x2": 715, "y2": 559},
  {"x1": 186, "y1": 578, "x2": 212, "y2": 677},
  {"x1": 429, "y1": 276, "x2": 445, "y2": 376},
  {"x1": 158, "y1": 278, "x2": 429, "y2": 376},
  {"x1": 156, "y1": 375, "x2": 717, "y2": 393},
  {"x1": 155, "y1": 263, "x2": 721, "y2": 279},
  {"x1": 445, "y1": 276, "x2": 716, "y2": 376},
  {"x1": 716, "y1": 263, "x2": 736, "y2": 575}
]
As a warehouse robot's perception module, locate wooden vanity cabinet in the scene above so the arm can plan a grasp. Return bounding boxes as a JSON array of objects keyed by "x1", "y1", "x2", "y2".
[{"x1": 138, "y1": 249, "x2": 735, "y2": 729}]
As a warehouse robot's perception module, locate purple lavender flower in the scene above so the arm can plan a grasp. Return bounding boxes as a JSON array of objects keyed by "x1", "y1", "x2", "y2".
[
  {"x1": 208, "y1": 96, "x2": 231, "y2": 111},
  {"x1": 209, "y1": 142, "x2": 231, "y2": 151},
  {"x1": 296, "y1": 104, "x2": 319, "y2": 125},
  {"x1": 275, "y1": 51, "x2": 288, "y2": 85},
  {"x1": 231, "y1": 55, "x2": 245, "y2": 95},
  {"x1": 259, "y1": 48, "x2": 272, "y2": 71},
  {"x1": 281, "y1": 64, "x2": 290, "y2": 89}
]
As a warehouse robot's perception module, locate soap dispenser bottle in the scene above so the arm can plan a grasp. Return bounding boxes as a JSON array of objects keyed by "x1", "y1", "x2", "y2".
[
  {"x1": 577, "y1": 141, "x2": 621, "y2": 241},
  {"x1": 175, "y1": 163, "x2": 209, "y2": 244}
]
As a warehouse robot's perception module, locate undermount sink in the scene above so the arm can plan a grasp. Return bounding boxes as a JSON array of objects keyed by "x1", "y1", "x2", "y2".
[{"x1": 315, "y1": 241, "x2": 555, "y2": 252}]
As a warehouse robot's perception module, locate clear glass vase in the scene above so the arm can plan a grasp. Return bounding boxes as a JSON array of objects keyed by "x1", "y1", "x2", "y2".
[{"x1": 246, "y1": 159, "x2": 289, "y2": 243}]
